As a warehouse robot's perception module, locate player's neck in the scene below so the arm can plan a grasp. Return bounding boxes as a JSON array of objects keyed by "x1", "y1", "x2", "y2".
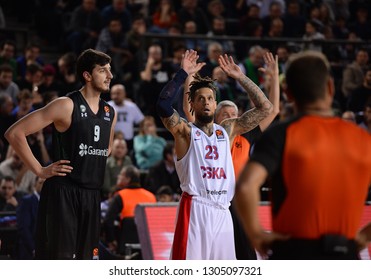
[
  {"x1": 193, "y1": 121, "x2": 214, "y2": 136},
  {"x1": 299, "y1": 100, "x2": 334, "y2": 117},
  {"x1": 80, "y1": 87, "x2": 101, "y2": 102}
]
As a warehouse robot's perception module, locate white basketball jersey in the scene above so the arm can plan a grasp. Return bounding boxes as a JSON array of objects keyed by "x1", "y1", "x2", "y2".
[{"x1": 175, "y1": 123, "x2": 235, "y2": 209}]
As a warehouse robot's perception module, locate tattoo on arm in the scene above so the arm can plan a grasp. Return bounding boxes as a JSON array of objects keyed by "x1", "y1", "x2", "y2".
[
  {"x1": 238, "y1": 76, "x2": 271, "y2": 109},
  {"x1": 163, "y1": 110, "x2": 181, "y2": 129},
  {"x1": 236, "y1": 108, "x2": 265, "y2": 133},
  {"x1": 232, "y1": 75, "x2": 273, "y2": 134}
]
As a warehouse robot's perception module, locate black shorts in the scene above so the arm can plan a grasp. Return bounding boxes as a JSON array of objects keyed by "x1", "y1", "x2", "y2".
[
  {"x1": 35, "y1": 177, "x2": 101, "y2": 259},
  {"x1": 270, "y1": 236, "x2": 359, "y2": 260}
]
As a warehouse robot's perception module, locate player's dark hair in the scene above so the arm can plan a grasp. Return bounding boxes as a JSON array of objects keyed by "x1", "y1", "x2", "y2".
[{"x1": 76, "y1": 49, "x2": 111, "y2": 84}]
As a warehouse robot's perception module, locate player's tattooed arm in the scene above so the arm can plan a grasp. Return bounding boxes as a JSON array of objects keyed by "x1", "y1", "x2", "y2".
[
  {"x1": 163, "y1": 110, "x2": 182, "y2": 129},
  {"x1": 238, "y1": 75, "x2": 272, "y2": 112},
  {"x1": 162, "y1": 110, "x2": 190, "y2": 137},
  {"x1": 233, "y1": 76, "x2": 272, "y2": 135},
  {"x1": 218, "y1": 54, "x2": 272, "y2": 136}
]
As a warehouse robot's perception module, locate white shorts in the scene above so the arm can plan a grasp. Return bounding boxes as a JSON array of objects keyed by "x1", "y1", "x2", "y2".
[{"x1": 171, "y1": 192, "x2": 236, "y2": 260}]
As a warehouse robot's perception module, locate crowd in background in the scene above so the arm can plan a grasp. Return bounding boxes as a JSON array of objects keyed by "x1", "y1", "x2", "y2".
[{"x1": 0, "y1": 0, "x2": 371, "y2": 259}]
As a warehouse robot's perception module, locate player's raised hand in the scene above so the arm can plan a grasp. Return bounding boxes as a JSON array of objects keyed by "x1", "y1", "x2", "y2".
[
  {"x1": 218, "y1": 54, "x2": 243, "y2": 80},
  {"x1": 181, "y1": 49, "x2": 206, "y2": 75}
]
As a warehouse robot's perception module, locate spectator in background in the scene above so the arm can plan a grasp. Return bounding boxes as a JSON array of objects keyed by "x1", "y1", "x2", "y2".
[
  {"x1": 0, "y1": 5, "x2": 5, "y2": 28},
  {"x1": 318, "y1": 2, "x2": 334, "y2": 27},
  {"x1": 0, "y1": 64, "x2": 19, "y2": 104},
  {"x1": 108, "y1": 84, "x2": 144, "y2": 150},
  {"x1": 238, "y1": 45, "x2": 265, "y2": 93},
  {"x1": 182, "y1": 20, "x2": 207, "y2": 60},
  {"x1": 95, "y1": 16, "x2": 133, "y2": 82},
  {"x1": 212, "y1": 66, "x2": 235, "y2": 102},
  {"x1": 302, "y1": 20, "x2": 325, "y2": 52},
  {"x1": 307, "y1": 5, "x2": 324, "y2": 32},
  {"x1": 38, "y1": 64, "x2": 62, "y2": 98},
  {"x1": 16, "y1": 176, "x2": 45, "y2": 259},
  {"x1": 167, "y1": 44, "x2": 187, "y2": 73},
  {"x1": 125, "y1": 14, "x2": 147, "y2": 86},
  {"x1": 178, "y1": 0, "x2": 210, "y2": 34},
  {"x1": 103, "y1": 138, "x2": 132, "y2": 198},
  {"x1": 207, "y1": 17, "x2": 235, "y2": 55},
  {"x1": 156, "y1": 185, "x2": 176, "y2": 202},
  {"x1": 283, "y1": 0, "x2": 306, "y2": 38},
  {"x1": 126, "y1": 14, "x2": 147, "y2": 57},
  {"x1": 133, "y1": 116, "x2": 166, "y2": 170},
  {"x1": 66, "y1": 0, "x2": 103, "y2": 54},
  {"x1": 0, "y1": 95, "x2": 15, "y2": 160},
  {"x1": 150, "y1": 0, "x2": 179, "y2": 33},
  {"x1": 145, "y1": 142, "x2": 180, "y2": 196},
  {"x1": 206, "y1": 0, "x2": 226, "y2": 26},
  {"x1": 16, "y1": 63, "x2": 44, "y2": 108},
  {"x1": 11, "y1": 89, "x2": 34, "y2": 120},
  {"x1": 55, "y1": 52, "x2": 81, "y2": 96},
  {"x1": 0, "y1": 176, "x2": 25, "y2": 212},
  {"x1": 101, "y1": 0, "x2": 132, "y2": 35},
  {"x1": 348, "y1": 5, "x2": 371, "y2": 41},
  {"x1": 261, "y1": 1, "x2": 284, "y2": 35},
  {"x1": 276, "y1": 44, "x2": 290, "y2": 74},
  {"x1": 16, "y1": 43, "x2": 43, "y2": 81},
  {"x1": 0, "y1": 40, "x2": 17, "y2": 80},
  {"x1": 238, "y1": 3, "x2": 261, "y2": 36},
  {"x1": 348, "y1": 67, "x2": 371, "y2": 113},
  {"x1": 359, "y1": 97, "x2": 371, "y2": 134},
  {"x1": 332, "y1": 15, "x2": 349, "y2": 40},
  {"x1": 246, "y1": 0, "x2": 285, "y2": 19},
  {"x1": 138, "y1": 44, "x2": 174, "y2": 126},
  {"x1": 342, "y1": 48, "x2": 369, "y2": 98},
  {"x1": 267, "y1": 17, "x2": 284, "y2": 38},
  {"x1": 199, "y1": 41, "x2": 223, "y2": 78},
  {"x1": 25, "y1": 130, "x2": 51, "y2": 167},
  {"x1": 166, "y1": 23, "x2": 185, "y2": 58},
  {"x1": 1, "y1": 148, "x2": 37, "y2": 194},
  {"x1": 102, "y1": 165, "x2": 156, "y2": 254}
]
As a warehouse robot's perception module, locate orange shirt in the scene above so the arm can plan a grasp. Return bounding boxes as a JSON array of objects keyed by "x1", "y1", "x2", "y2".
[
  {"x1": 231, "y1": 135, "x2": 251, "y2": 179},
  {"x1": 118, "y1": 188, "x2": 156, "y2": 220},
  {"x1": 251, "y1": 115, "x2": 371, "y2": 239},
  {"x1": 231, "y1": 127, "x2": 262, "y2": 179}
]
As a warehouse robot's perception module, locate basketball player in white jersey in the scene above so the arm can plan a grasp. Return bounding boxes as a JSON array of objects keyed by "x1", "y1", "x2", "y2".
[{"x1": 156, "y1": 50, "x2": 273, "y2": 259}]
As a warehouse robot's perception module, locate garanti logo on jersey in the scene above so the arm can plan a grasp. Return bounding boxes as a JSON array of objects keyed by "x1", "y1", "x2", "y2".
[
  {"x1": 215, "y1": 129, "x2": 225, "y2": 140},
  {"x1": 79, "y1": 143, "x2": 108, "y2": 157}
]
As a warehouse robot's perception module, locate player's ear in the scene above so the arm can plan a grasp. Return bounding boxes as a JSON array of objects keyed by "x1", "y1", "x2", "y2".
[
  {"x1": 83, "y1": 71, "x2": 91, "y2": 81},
  {"x1": 327, "y1": 76, "x2": 335, "y2": 98}
]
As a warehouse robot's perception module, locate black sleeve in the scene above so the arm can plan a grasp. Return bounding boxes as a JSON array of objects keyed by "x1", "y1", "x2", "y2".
[
  {"x1": 249, "y1": 122, "x2": 287, "y2": 176},
  {"x1": 243, "y1": 126, "x2": 263, "y2": 146},
  {"x1": 103, "y1": 195, "x2": 123, "y2": 243},
  {"x1": 156, "y1": 69, "x2": 188, "y2": 118}
]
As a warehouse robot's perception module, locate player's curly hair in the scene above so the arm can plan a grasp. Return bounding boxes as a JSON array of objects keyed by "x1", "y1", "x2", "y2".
[{"x1": 187, "y1": 73, "x2": 217, "y2": 115}]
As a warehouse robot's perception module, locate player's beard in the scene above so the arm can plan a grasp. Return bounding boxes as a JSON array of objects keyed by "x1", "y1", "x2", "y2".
[
  {"x1": 91, "y1": 80, "x2": 110, "y2": 93},
  {"x1": 195, "y1": 112, "x2": 214, "y2": 124}
]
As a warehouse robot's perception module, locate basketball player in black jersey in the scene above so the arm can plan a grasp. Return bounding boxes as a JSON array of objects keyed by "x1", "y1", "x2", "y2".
[{"x1": 5, "y1": 49, "x2": 117, "y2": 259}]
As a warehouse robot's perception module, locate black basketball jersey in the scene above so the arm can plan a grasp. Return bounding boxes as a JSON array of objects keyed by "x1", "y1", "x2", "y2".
[{"x1": 52, "y1": 91, "x2": 115, "y2": 189}]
